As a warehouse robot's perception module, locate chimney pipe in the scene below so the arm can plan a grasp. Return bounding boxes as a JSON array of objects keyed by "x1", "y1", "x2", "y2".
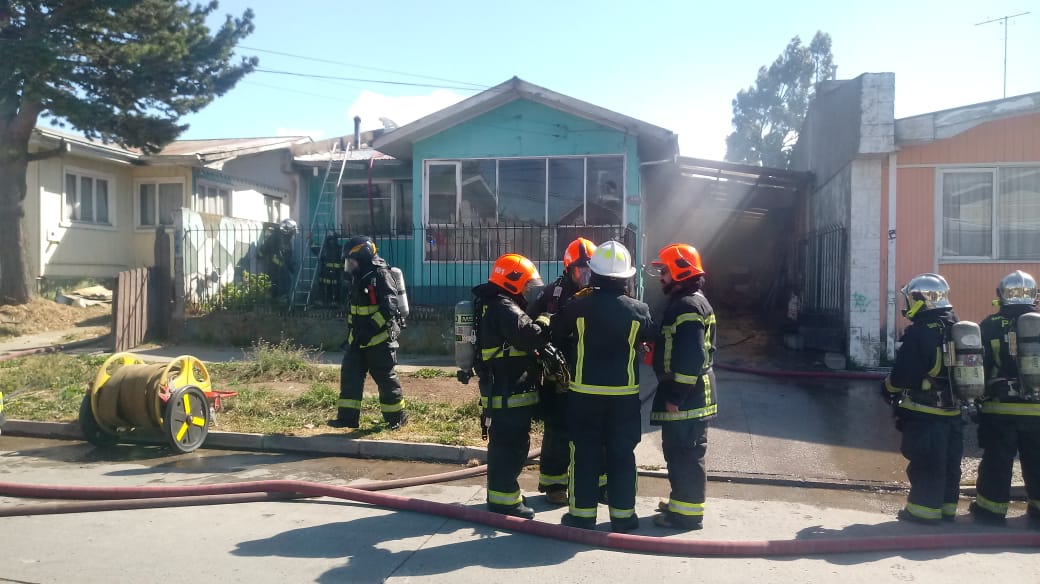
[{"x1": 353, "y1": 116, "x2": 361, "y2": 149}]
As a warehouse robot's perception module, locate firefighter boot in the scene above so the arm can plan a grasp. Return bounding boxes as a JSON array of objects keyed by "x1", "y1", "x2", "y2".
[{"x1": 488, "y1": 502, "x2": 535, "y2": 519}]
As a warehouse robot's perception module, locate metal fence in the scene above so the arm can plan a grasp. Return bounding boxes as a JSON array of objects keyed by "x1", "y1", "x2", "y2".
[
  {"x1": 798, "y1": 224, "x2": 847, "y2": 317},
  {"x1": 180, "y1": 222, "x2": 636, "y2": 313}
]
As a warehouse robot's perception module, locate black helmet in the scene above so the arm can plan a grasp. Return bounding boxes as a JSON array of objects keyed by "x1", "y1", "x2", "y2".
[{"x1": 344, "y1": 235, "x2": 377, "y2": 263}]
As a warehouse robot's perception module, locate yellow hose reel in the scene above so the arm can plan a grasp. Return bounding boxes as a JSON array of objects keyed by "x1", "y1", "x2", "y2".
[{"x1": 79, "y1": 353, "x2": 232, "y2": 454}]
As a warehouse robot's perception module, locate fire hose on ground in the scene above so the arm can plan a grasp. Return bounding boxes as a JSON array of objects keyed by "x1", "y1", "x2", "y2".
[{"x1": 1, "y1": 477, "x2": 1038, "y2": 557}]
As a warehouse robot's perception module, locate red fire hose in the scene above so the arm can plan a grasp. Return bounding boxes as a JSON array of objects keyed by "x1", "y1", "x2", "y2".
[{"x1": 2, "y1": 479, "x2": 1038, "y2": 557}]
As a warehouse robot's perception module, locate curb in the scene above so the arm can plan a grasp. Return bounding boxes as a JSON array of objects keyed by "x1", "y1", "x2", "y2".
[{"x1": 4, "y1": 420, "x2": 1028, "y2": 499}]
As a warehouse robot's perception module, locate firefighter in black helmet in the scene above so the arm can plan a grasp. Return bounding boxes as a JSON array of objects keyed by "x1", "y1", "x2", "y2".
[
  {"x1": 317, "y1": 232, "x2": 344, "y2": 307},
  {"x1": 882, "y1": 273, "x2": 963, "y2": 524},
  {"x1": 329, "y1": 236, "x2": 407, "y2": 430},
  {"x1": 970, "y1": 270, "x2": 1040, "y2": 526},
  {"x1": 257, "y1": 218, "x2": 298, "y2": 303},
  {"x1": 551, "y1": 240, "x2": 653, "y2": 533}
]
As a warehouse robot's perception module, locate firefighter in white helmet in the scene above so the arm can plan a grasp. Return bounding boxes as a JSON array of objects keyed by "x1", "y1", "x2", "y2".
[{"x1": 550, "y1": 240, "x2": 653, "y2": 533}]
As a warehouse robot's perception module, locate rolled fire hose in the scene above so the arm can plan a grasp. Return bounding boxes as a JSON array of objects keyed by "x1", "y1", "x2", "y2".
[{"x1": 1, "y1": 478, "x2": 1038, "y2": 557}]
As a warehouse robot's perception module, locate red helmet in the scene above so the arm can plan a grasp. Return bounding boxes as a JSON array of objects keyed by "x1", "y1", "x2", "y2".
[
  {"x1": 563, "y1": 238, "x2": 596, "y2": 269},
  {"x1": 489, "y1": 253, "x2": 543, "y2": 295},
  {"x1": 651, "y1": 244, "x2": 704, "y2": 281}
]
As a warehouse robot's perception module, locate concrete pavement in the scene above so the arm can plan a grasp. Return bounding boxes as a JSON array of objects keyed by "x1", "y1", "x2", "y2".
[{"x1": 1, "y1": 436, "x2": 1038, "y2": 584}]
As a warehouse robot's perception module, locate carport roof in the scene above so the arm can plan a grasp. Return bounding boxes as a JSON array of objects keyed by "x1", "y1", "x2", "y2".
[{"x1": 676, "y1": 157, "x2": 811, "y2": 191}]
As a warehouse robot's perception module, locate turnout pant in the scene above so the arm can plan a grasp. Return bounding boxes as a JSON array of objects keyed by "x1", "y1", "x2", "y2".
[
  {"x1": 538, "y1": 388, "x2": 570, "y2": 493},
  {"x1": 975, "y1": 413, "x2": 1040, "y2": 516},
  {"x1": 567, "y1": 391, "x2": 641, "y2": 523},
  {"x1": 899, "y1": 411, "x2": 964, "y2": 520},
  {"x1": 661, "y1": 419, "x2": 709, "y2": 523},
  {"x1": 337, "y1": 344, "x2": 404, "y2": 426},
  {"x1": 487, "y1": 405, "x2": 535, "y2": 508}
]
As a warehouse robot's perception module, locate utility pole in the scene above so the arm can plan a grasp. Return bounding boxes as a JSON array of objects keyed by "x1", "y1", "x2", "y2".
[{"x1": 976, "y1": 12, "x2": 1030, "y2": 98}]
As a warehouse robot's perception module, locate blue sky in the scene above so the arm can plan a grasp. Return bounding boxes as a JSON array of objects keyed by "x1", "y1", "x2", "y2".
[{"x1": 175, "y1": 0, "x2": 1040, "y2": 160}]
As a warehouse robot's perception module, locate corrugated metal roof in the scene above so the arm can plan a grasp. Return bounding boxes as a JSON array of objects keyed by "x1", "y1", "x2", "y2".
[
  {"x1": 158, "y1": 136, "x2": 310, "y2": 157},
  {"x1": 294, "y1": 148, "x2": 396, "y2": 164}
]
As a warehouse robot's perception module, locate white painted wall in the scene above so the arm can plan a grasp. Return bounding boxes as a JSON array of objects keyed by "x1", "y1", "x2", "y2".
[{"x1": 848, "y1": 158, "x2": 883, "y2": 366}]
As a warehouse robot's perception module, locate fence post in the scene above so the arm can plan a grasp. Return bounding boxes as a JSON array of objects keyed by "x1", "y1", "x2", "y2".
[{"x1": 171, "y1": 209, "x2": 186, "y2": 342}]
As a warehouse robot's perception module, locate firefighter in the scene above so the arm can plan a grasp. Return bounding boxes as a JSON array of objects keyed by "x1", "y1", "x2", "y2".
[
  {"x1": 257, "y1": 218, "x2": 298, "y2": 302},
  {"x1": 473, "y1": 253, "x2": 551, "y2": 518},
  {"x1": 882, "y1": 273, "x2": 964, "y2": 524},
  {"x1": 970, "y1": 270, "x2": 1040, "y2": 525},
  {"x1": 328, "y1": 236, "x2": 407, "y2": 430},
  {"x1": 551, "y1": 240, "x2": 653, "y2": 533},
  {"x1": 648, "y1": 243, "x2": 717, "y2": 531},
  {"x1": 527, "y1": 237, "x2": 596, "y2": 506},
  {"x1": 317, "y1": 232, "x2": 344, "y2": 307}
]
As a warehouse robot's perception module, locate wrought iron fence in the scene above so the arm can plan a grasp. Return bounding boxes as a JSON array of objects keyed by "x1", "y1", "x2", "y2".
[{"x1": 180, "y1": 222, "x2": 636, "y2": 313}]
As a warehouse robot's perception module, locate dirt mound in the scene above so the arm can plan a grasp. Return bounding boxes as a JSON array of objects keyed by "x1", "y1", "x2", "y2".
[{"x1": 0, "y1": 297, "x2": 111, "y2": 340}]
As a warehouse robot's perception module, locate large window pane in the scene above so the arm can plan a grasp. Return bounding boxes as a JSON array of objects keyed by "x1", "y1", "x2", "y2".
[
  {"x1": 999, "y1": 167, "x2": 1040, "y2": 260},
  {"x1": 158, "y1": 183, "x2": 182, "y2": 226},
  {"x1": 499, "y1": 159, "x2": 546, "y2": 225},
  {"x1": 586, "y1": 157, "x2": 623, "y2": 225},
  {"x1": 65, "y1": 173, "x2": 77, "y2": 221},
  {"x1": 343, "y1": 183, "x2": 391, "y2": 233},
  {"x1": 80, "y1": 177, "x2": 94, "y2": 222},
  {"x1": 140, "y1": 184, "x2": 156, "y2": 226},
  {"x1": 548, "y1": 158, "x2": 585, "y2": 225},
  {"x1": 95, "y1": 179, "x2": 109, "y2": 224},
  {"x1": 460, "y1": 160, "x2": 496, "y2": 225},
  {"x1": 428, "y1": 164, "x2": 457, "y2": 224},
  {"x1": 942, "y1": 172, "x2": 992, "y2": 257}
]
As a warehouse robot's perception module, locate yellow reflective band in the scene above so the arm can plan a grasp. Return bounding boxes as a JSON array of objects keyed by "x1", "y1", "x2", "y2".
[
  {"x1": 487, "y1": 489, "x2": 523, "y2": 506},
  {"x1": 575, "y1": 317, "x2": 586, "y2": 385},
  {"x1": 905, "y1": 502, "x2": 942, "y2": 520},
  {"x1": 337, "y1": 398, "x2": 362, "y2": 410},
  {"x1": 884, "y1": 378, "x2": 905, "y2": 394},
  {"x1": 481, "y1": 392, "x2": 539, "y2": 409},
  {"x1": 482, "y1": 346, "x2": 527, "y2": 360},
  {"x1": 568, "y1": 383, "x2": 639, "y2": 396},
  {"x1": 674, "y1": 372, "x2": 703, "y2": 385},
  {"x1": 481, "y1": 347, "x2": 502, "y2": 360},
  {"x1": 380, "y1": 401, "x2": 404, "y2": 413},
  {"x1": 325, "y1": 262, "x2": 342, "y2": 268},
  {"x1": 539, "y1": 473, "x2": 569, "y2": 487},
  {"x1": 980, "y1": 401, "x2": 1040, "y2": 416},
  {"x1": 941, "y1": 503, "x2": 958, "y2": 516},
  {"x1": 650, "y1": 403, "x2": 718, "y2": 422},
  {"x1": 898, "y1": 398, "x2": 960, "y2": 416},
  {"x1": 598, "y1": 474, "x2": 608, "y2": 488},
  {"x1": 372, "y1": 312, "x2": 387, "y2": 327},
  {"x1": 668, "y1": 498, "x2": 705, "y2": 516},
  {"x1": 927, "y1": 347, "x2": 943, "y2": 377},
  {"x1": 360, "y1": 331, "x2": 389, "y2": 348},
  {"x1": 609, "y1": 506, "x2": 635, "y2": 519},
  {"x1": 0, "y1": 391, "x2": 4, "y2": 413},
  {"x1": 703, "y1": 372, "x2": 712, "y2": 405},
  {"x1": 975, "y1": 494, "x2": 1008, "y2": 514},
  {"x1": 350, "y1": 304, "x2": 380, "y2": 315},
  {"x1": 569, "y1": 506, "x2": 597, "y2": 519},
  {"x1": 627, "y1": 320, "x2": 639, "y2": 387}
]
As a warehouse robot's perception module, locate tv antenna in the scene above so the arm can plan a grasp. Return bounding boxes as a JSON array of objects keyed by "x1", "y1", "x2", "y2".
[{"x1": 975, "y1": 12, "x2": 1030, "y2": 98}]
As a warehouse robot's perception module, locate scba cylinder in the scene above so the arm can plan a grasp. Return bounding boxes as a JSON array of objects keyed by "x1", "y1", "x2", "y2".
[
  {"x1": 1014, "y1": 311, "x2": 1040, "y2": 397},
  {"x1": 454, "y1": 300, "x2": 475, "y2": 372},
  {"x1": 390, "y1": 267, "x2": 410, "y2": 319},
  {"x1": 950, "y1": 320, "x2": 985, "y2": 401}
]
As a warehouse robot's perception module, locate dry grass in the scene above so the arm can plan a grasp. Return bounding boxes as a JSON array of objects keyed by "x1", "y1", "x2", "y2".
[{"x1": 0, "y1": 298, "x2": 111, "y2": 340}]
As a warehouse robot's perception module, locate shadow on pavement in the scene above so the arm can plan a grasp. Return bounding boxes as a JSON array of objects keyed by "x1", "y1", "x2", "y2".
[{"x1": 232, "y1": 507, "x2": 582, "y2": 583}]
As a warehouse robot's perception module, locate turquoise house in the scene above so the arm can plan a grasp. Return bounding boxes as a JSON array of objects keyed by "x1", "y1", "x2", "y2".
[{"x1": 300, "y1": 77, "x2": 678, "y2": 306}]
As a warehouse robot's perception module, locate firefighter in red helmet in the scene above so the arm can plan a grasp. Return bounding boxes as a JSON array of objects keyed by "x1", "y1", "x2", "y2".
[{"x1": 528, "y1": 237, "x2": 596, "y2": 505}]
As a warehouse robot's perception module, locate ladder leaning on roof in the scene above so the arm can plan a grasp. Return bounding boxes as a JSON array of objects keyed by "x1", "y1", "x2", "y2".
[{"x1": 290, "y1": 141, "x2": 347, "y2": 312}]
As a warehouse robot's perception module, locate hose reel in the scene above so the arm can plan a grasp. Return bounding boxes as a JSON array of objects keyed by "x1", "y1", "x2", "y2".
[{"x1": 79, "y1": 353, "x2": 231, "y2": 454}]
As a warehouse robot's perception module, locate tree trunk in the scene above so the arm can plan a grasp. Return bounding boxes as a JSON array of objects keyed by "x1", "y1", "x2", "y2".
[{"x1": 0, "y1": 156, "x2": 32, "y2": 304}]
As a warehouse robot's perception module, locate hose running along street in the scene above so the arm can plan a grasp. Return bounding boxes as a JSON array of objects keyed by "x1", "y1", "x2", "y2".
[{"x1": 2, "y1": 477, "x2": 1039, "y2": 557}]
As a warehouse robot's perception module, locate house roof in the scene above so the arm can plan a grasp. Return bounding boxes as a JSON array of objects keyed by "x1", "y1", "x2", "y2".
[
  {"x1": 372, "y1": 77, "x2": 678, "y2": 161},
  {"x1": 895, "y1": 91, "x2": 1040, "y2": 145}
]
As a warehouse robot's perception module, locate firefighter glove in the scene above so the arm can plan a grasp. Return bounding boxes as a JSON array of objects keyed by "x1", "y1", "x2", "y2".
[{"x1": 534, "y1": 313, "x2": 552, "y2": 328}]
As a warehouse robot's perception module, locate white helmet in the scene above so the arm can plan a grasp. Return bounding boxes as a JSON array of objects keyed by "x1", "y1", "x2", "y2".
[{"x1": 589, "y1": 240, "x2": 636, "y2": 279}]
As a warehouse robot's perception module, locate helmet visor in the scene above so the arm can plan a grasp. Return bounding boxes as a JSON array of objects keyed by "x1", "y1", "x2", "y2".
[{"x1": 644, "y1": 262, "x2": 665, "y2": 278}]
